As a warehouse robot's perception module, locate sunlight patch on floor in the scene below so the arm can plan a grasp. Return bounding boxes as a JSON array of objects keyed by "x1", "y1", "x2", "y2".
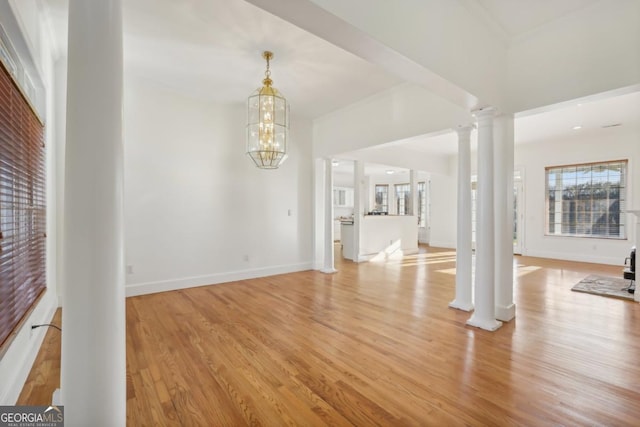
[
  {"x1": 516, "y1": 265, "x2": 542, "y2": 277},
  {"x1": 436, "y1": 262, "x2": 543, "y2": 277}
]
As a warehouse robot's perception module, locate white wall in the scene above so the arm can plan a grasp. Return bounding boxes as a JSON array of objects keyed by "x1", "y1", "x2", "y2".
[
  {"x1": 0, "y1": 1, "x2": 58, "y2": 405},
  {"x1": 123, "y1": 77, "x2": 314, "y2": 296},
  {"x1": 341, "y1": 145, "x2": 450, "y2": 177},
  {"x1": 515, "y1": 128, "x2": 639, "y2": 265},
  {"x1": 313, "y1": 83, "x2": 471, "y2": 158},
  {"x1": 429, "y1": 157, "x2": 457, "y2": 248}
]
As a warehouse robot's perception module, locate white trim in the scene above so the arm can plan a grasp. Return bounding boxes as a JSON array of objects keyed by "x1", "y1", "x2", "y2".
[
  {"x1": 495, "y1": 303, "x2": 516, "y2": 322},
  {"x1": 523, "y1": 249, "x2": 622, "y2": 266},
  {"x1": 0, "y1": 5, "x2": 45, "y2": 118},
  {"x1": 0, "y1": 28, "x2": 17, "y2": 76},
  {"x1": 125, "y1": 262, "x2": 314, "y2": 297},
  {"x1": 0, "y1": 289, "x2": 58, "y2": 405},
  {"x1": 428, "y1": 241, "x2": 456, "y2": 250}
]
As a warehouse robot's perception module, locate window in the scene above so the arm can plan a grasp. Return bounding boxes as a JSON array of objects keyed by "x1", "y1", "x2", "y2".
[
  {"x1": 374, "y1": 185, "x2": 388, "y2": 213},
  {"x1": 418, "y1": 182, "x2": 426, "y2": 226},
  {"x1": 395, "y1": 183, "x2": 410, "y2": 215},
  {"x1": 333, "y1": 187, "x2": 353, "y2": 207},
  {"x1": 0, "y1": 60, "x2": 46, "y2": 349},
  {"x1": 546, "y1": 160, "x2": 626, "y2": 238}
]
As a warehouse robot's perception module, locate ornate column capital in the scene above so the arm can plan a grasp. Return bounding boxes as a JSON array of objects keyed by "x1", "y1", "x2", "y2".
[
  {"x1": 455, "y1": 123, "x2": 476, "y2": 138},
  {"x1": 472, "y1": 106, "x2": 497, "y2": 123}
]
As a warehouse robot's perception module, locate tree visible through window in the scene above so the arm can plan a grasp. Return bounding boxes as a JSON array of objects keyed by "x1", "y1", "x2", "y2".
[{"x1": 546, "y1": 160, "x2": 626, "y2": 238}]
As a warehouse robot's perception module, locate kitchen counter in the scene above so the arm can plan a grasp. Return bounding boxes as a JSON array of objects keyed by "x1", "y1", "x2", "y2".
[{"x1": 341, "y1": 215, "x2": 418, "y2": 262}]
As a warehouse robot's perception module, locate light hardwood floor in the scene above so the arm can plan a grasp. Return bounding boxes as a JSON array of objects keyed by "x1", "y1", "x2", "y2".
[{"x1": 18, "y1": 246, "x2": 640, "y2": 425}]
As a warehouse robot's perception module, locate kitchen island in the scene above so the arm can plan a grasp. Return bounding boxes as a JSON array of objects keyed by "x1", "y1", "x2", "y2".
[{"x1": 341, "y1": 215, "x2": 419, "y2": 262}]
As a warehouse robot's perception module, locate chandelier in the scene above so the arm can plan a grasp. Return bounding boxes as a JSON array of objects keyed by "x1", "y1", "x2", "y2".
[{"x1": 246, "y1": 51, "x2": 289, "y2": 169}]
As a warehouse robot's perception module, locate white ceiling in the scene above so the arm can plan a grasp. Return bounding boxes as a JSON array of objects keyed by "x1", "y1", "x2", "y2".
[
  {"x1": 42, "y1": 0, "x2": 401, "y2": 118},
  {"x1": 332, "y1": 160, "x2": 412, "y2": 177},
  {"x1": 475, "y1": 0, "x2": 600, "y2": 39},
  {"x1": 348, "y1": 90, "x2": 640, "y2": 159},
  {"x1": 41, "y1": 0, "x2": 638, "y2": 166}
]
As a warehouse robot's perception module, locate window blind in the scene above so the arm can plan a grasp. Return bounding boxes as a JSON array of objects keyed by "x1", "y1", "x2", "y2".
[
  {"x1": 0, "y1": 59, "x2": 46, "y2": 349},
  {"x1": 545, "y1": 160, "x2": 626, "y2": 238}
]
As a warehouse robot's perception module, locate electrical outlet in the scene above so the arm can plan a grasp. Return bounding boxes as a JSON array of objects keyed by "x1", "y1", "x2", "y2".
[
  {"x1": 126, "y1": 265, "x2": 134, "y2": 274},
  {"x1": 243, "y1": 255, "x2": 249, "y2": 262}
]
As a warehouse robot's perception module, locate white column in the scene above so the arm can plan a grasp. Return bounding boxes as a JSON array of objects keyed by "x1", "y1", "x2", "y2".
[
  {"x1": 321, "y1": 158, "x2": 337, "y2": 273},
  {"x1": 494, "y1": 114, "x2": 516, "y2": 321},
  {"x1": 363, "y1": 175, "x2": 372, "y2": 214},
  {"x1": 409, "y1": 170, "x2": 418, "y2": 216},
  {"x1": 61, "y1": 0, "x2": 126, "y2": 424},
  {"x1": 628, "y1": 210, "x2": 640, "y2": 302},
  {"x1": 467, "y1": 108, "x2": 502, "y2": 331},
  {"x1": 353, "y1": 161, "x2": 365, "y2": 262},
  {"x1": 450, "y1": 124, "x2": 474, "y2": 312}
]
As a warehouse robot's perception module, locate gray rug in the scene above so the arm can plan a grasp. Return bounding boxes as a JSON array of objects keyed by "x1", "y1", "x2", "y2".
[{"x1": 571, "y1": 275, "x2": 634, "y2": 301}]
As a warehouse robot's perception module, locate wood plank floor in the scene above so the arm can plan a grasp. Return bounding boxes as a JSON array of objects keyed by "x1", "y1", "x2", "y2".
[{"x1": 19, "y1": 246, "x2": 640, "y2": 425}]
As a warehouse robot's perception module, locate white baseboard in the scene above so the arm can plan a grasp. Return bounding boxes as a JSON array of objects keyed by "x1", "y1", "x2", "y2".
[
  {"x1": 125, "y1": 262, "x2": 313, "y2": 297},
  {"x1": 523, "y1": 249, "x2": 622, "y2": 266},
  {"x1": 0, "y1": 289, "x2": 58, "y2": 405},
  {"x1": 428, "y1": 241, "x2": 456, "y2": 250}
]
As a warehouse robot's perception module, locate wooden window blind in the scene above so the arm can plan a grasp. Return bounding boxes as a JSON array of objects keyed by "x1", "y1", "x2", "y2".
[{"x1": 0, "y1": 59, "x2": 46, "y2": 349}]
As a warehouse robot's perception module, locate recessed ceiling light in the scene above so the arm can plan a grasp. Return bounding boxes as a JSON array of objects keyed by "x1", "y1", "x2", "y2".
[
  {"x1": 386, "y1": 170, "x2": 395, "y2": 175},
  {"x1": 572, "y1": 125, "x2": 582, "y2": 130}
]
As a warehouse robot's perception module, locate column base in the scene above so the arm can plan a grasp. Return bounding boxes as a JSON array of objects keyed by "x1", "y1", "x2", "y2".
[
  {"x1": 320, "y1": 268, "x2": 337, "y2": 274},
  {"x1": 52, "y1": 388, "x2": 62, "y2": 405},
  {"x1": 448, "y1": 299, "x2": 474, "y2": 312},
  {"x1": 466, "y1": 314, "x2": 502, "y2": 331},
  {"x1": 495, "y1": 303, "x2": 516, "y2": 322}
]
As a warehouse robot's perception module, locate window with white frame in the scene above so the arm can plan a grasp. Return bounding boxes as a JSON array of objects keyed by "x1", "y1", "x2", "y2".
[
  {"x1": 374, "y1": 185, "x2": 389, "y2": 213},
  {"x1": 395, "y1": 183, "x2": 410, "y2": 215},
  {"x1": 546, "y1": 160, "x2": 627, "y2": 238}
]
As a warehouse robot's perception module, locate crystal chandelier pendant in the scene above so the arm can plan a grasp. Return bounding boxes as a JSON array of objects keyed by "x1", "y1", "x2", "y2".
[{"x1": 246, "y1": 51, "x2": 289, "y2": 169}]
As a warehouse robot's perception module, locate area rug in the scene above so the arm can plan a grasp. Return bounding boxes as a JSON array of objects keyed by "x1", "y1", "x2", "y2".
[{"x1": 571, "y1": 275, "x2": 634, "y2": 301}]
